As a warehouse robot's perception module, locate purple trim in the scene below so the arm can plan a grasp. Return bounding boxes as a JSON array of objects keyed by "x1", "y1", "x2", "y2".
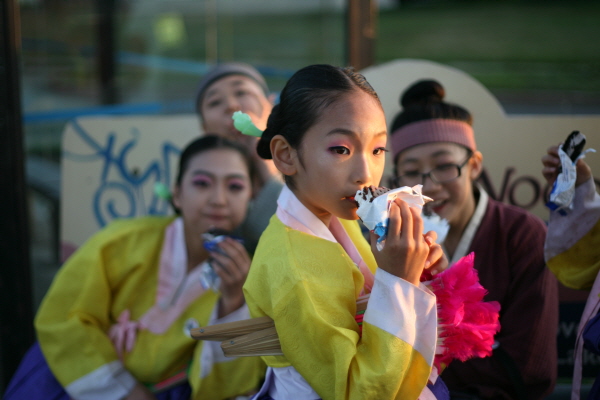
[
  {"x1": 4, "y1": 342, "x2": 191, "y2": 400},
  {"x1": 428, "y1": 377, "x2": 450, "y2": 399}
]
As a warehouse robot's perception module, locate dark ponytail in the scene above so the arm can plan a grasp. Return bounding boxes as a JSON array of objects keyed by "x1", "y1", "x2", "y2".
[
  {"x1": 390, "y1": 79, "x2": 472, "y2": 133},
  {"x1": 256, "y1": 64, "x2": 381, "y2": 160}
]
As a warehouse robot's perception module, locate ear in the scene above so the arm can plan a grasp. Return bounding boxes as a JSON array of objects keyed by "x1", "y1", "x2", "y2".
[
  {"x1": 270, "y1": 135, "x2": 298, "y2": 177},
  {"x1": 171, "y1": 184, "x2": 182, "y2": 210},
  {"x1": 468, "y1": 151, "x2": 484, "y2": 180}
]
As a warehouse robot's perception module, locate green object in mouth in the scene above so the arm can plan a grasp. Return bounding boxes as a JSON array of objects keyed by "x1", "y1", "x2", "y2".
[{"x1": 232, "y1": 111, "x2": 263, "y2": 137}]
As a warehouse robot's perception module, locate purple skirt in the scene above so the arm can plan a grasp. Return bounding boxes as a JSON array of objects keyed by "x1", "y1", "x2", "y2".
[{"x1": 4, "y1": 342, "x2": 191, "y2": 400}]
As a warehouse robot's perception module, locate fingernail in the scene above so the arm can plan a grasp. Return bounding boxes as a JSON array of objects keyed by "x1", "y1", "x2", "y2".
[{"x1": 425, "y1": 261, "x2": 431, "y2": 268}]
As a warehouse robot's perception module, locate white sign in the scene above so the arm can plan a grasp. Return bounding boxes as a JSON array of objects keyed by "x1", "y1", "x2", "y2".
[
  {"x1": 362, "y1": 59, "x2": 600, "y2": 220},
  {"x1": 60, "y1": 114, "x2": 199, "y2": 261}
]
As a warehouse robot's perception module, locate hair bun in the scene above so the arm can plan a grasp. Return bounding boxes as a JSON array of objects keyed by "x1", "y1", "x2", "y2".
[
  {"x1": 400, "y1": 79, "x2": 445, "y2": 109},
  {"x1": 256, "y1": 133, "x2": 272, "y2": 159},
  {"x1": 256, "y1": 104, "x2": 281, "y2": 160}
]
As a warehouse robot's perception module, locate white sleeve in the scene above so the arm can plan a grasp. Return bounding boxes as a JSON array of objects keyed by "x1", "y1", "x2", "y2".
[
  {"x1": 364, "y1": 268, "x2": 438, "y2": 366},
  {"x1": 65, "y1": 360, "x2": 136, "y2": 400}
]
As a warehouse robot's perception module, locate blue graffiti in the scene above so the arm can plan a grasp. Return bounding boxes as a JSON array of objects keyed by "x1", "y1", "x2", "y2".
[{"x1": 65, "y1": 119, "x2": 182, "y2": 228}]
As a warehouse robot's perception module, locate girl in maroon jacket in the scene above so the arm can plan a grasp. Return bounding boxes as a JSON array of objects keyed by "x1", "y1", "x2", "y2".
[{"x1": 389, "y1": 79, "x2": 558, "y2": 400}]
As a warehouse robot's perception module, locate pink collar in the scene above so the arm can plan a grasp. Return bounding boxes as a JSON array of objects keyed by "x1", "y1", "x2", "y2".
[{"x1": 109, "y1": 218, "x2": 206, "y2": 358}]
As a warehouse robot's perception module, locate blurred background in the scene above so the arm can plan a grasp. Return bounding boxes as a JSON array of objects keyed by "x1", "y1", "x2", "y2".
[{"x1": 2, "y1": 0, "x2": 599, "y2": 396}]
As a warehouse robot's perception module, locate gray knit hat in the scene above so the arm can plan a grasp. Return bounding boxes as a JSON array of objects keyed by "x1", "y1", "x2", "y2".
[{"x1": 195, "y1": 62, "x2": 269, "y2": 113}]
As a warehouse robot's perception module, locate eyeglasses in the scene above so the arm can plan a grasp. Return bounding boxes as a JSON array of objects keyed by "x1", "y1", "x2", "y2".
[{"x1": 393, "y1": 155, "x2": 472, "y2": 187}]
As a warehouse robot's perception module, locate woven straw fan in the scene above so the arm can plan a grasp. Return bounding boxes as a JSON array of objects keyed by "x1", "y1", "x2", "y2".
[{"x1": 191, "y1": 294, "x2": 370, "y2": 357}]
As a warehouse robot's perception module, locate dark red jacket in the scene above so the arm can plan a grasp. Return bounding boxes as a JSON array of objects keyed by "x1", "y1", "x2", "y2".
[{"x1": 442, "y1": 197, "x2": 558, "y2": 400}]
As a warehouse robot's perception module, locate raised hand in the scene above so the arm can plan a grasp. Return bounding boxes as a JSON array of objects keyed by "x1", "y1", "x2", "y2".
[
  {"x1": 423, "y1": 230, "x2": 448, "y2": 277},
  {"x1": 370, "y1": 198, "x2": 430, "y2": 286},
  {"x1": 208, "y1": 237, "x2": 252, "y2": 317},
  {"x1": 542, "y1": 144, "x2": 592, "y2": 188}
]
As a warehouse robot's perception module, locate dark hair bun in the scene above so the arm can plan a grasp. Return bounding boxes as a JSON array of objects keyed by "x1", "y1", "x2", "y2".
[
  {"x1": 400, "y1": 79, "x2": 445, "y2": 109},
  {"x1": 256, "y1": 104, "x2": 281, "y2": 159},
  {"x1": 256, "y1": 133, "x2": 272, "y2": 159},
  {"x1": 390, "y1": 79, "x2": 472, "y2": 134}
]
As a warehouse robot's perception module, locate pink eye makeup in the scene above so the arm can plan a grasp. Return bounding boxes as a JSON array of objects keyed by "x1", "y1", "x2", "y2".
[
  {"x1": 329, "y1": 146, "x2": 350, "y2": 155},
  {"x1": 192, "y1": 174, "x2": 213, "y2": 187},
  {"x1": 227, "y1": 178, "x2": 247, "y2": 191},
  {"x1": 327, "y1": 139, "x2": 353, "y2": 155},
  {"x1": 373, "y1": 147, "x2": 389, "y2": 155}
]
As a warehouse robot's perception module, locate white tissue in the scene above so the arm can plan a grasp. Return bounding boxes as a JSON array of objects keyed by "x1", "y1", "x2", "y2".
[
  {"x1": 356, "y1": 185, "x2": 433, "y2": 250},
  {"x1": 548, "y1": 146, "x2": 596, "y2": 214},
  {"x1": 422, "y1": 213, "x2": 450, "y2": 244}
]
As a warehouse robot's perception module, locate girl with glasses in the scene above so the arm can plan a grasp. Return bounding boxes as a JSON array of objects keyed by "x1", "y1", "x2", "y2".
[{"x1": 390, "y1": 80, "x2": 558, "y2": 400}]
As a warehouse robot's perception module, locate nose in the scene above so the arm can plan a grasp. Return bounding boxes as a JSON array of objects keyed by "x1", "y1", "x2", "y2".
[
  {"x1": 353, "y1": 153, "x2": 373, "y2": 186},
  {"x1": 210, "y1": 183, "x2": 228, "y2": 206},
  {"x1": 421, "y1": 173, "x2": 441, "y2": 195},
  {"x1": 224, "y1": 95, "x2": 241, "y2": 113}
]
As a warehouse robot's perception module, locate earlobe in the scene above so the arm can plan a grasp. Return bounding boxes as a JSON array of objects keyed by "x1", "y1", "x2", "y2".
[
  {"x1": 469, "y1": 151, "x2": 484, "y2": 179},
  {"x1": 270, "y1": 135, "x2": 298, "y2": 177},
  {"x1": 171, "y1": 185, "x2": 181, "y2": 209}
]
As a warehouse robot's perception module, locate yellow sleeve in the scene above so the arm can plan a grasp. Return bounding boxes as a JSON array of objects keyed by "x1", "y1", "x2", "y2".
[
  {"x1": 547, "y1": 219, "x2": 600, "y2": 290},
  {"x1": 34, "y1": 218, "x2": 167, "y2": 387},
  {"x1": 244, "y1": 217, "x2": 432, "y2": 400}
]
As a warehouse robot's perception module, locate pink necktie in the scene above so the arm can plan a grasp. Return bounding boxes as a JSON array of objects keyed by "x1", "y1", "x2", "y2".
[{"x1": 329, "y1": 218, "x2": 374, "y2": 294}]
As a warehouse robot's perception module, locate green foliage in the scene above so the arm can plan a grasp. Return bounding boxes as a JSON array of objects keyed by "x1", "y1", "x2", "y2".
[{"x1": 377, "y1": 1, "x2": 600, "y2": 91}]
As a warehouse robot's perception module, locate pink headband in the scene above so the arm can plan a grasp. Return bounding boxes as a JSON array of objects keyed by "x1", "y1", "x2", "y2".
[{"x1": 391, "y1": 119, "x2": 476, "y2": 160}]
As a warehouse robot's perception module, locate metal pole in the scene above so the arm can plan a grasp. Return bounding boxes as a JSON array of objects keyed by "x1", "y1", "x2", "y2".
[
  {"x1": 346, "y1": 0, "x2": 377, "y2": 70},
  {"x1": 97, "y1": 0, "x2": 118, "y2": 104},
  {"x1": 205, "y1": 0, "x2": 219, "y2": 64},
  {"x1": 0, "y1": 0, "x2": 35, "y2": 393}
]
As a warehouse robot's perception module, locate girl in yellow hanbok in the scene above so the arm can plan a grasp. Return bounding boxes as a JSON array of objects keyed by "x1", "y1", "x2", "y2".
[
  {"x1": 242, "y1": 64, "x2": 449, "y2": 400},
  {"x1": 6, "y1": 135, "x2": 265, "y2": 400}
]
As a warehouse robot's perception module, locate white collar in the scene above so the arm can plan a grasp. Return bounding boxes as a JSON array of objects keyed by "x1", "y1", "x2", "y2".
[
  {"x1": 276, "y1": 185, "x2": 337, "y2": 243},
  {"x1": 447, "y1": 184, "x2": 489, "y2": 265}
]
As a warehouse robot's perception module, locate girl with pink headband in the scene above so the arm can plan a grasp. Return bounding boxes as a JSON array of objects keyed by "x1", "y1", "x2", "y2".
[{"x1": 390, "y1": 80, "x2": 559, "y2": 400}]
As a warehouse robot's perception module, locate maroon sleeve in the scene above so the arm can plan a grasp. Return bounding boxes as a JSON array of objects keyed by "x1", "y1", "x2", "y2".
[{"x1": 442, "y1": 200, "x2": 558, "y2": 400}]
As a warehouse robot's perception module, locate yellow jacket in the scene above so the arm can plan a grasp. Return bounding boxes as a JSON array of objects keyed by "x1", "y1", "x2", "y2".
[
  {"x1": 36, "y1": 216, "x2": 264, "y2": 399},
  {"x1": 244, "y1": 214, "x2": 435, "y2": 400}
]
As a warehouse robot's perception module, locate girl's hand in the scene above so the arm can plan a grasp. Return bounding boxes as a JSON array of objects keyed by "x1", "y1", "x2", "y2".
[
  {"x1": 370, "y1": 198, "x2": 430, "y2": 286},
  {"x1": 575, "y1": 159, "x2": 593, "y2": 187},
  {"x1": 209, "y1": 237, "x2": 251, "y2": 317},
  {"x1": 541, "y1": 145, "x2": 561, "y2": 186},
  {"x1": 542, "y1": 145, "x2": 592, "y2": 187},
  {"x1": 423, "y1": 231, "x2": 448, "y2": 276},
  {"x1": 125, "y1": 383, "x2": 157, "y2": 400}
]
